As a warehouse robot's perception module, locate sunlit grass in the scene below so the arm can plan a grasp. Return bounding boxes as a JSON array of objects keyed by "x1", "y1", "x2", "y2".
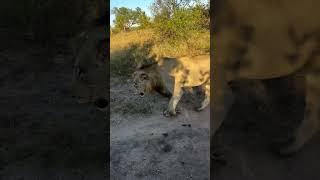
[{"x1": 110, "y1": 28, "x2": 209, "y2": 78}]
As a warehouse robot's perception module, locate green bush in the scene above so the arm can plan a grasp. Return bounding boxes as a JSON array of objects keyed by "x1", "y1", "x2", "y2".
[{"x1": 151, "y1": 0, "x2": 210, "y2": 56}]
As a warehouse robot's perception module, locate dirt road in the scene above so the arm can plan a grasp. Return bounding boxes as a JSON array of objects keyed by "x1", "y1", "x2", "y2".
[{"x1": 110, "y1": 79, "x2": 210, "y2": 179}]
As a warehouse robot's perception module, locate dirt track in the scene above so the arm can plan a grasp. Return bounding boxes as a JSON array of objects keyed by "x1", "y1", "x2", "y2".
[
  {"x1": 110, "y1": 79, "x2": 210, "y2": 179},
  {"x1": 109, "y1": 76, "x2": 320, "y2": 180}
]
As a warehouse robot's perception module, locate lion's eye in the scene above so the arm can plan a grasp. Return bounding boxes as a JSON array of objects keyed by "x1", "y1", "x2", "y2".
[{"x1": 141, "y1": 73, "x2": 148, "y2": 80}]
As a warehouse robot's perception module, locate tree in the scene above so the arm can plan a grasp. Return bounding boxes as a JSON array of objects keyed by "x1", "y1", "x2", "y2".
[
  {"x1": 112, "y1": 7, "x2": 151, "y2": 32},
  {"x1": 135, "y1": 7, "x2": 151, "y2": 29},
  {"x1": 151, "y1": 0, "x2": 192, "y2": 18},
  {"x1": 112, "y1": 7, "x2": 135, "y2": 31}
]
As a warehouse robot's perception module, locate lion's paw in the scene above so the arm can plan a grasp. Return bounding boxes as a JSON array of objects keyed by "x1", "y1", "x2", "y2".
[
  {"x1": 163, "y1": 110, "x2": 176, "y2": 117},
  {"x1": 195, "y1": 106, "x2": 204, "y2": 112}
]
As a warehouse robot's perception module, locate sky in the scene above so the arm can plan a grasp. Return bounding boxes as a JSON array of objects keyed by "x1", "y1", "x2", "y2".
[{"x1": 110, "y1": 0, "x2": 154, "y2": 26}]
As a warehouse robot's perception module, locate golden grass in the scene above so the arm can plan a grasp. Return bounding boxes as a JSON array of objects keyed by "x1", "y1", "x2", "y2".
[
  {"x1": 110, "y1": 28, "x2": 210, "y2": 77},
  {"x1": 110, "y1": 29, "x2": 154, "y2": 53},
  {"x1": 153, "y1": 30, "x2": 210, "y2": 57},
  {"x1": 111, "y1": 28, "x2": 209, "y2": 56}
]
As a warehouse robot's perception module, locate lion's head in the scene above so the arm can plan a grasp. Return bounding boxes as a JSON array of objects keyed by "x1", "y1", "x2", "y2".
[
  {"x1": 71, "y1": 27, "x2": 109, "y2": 110},
  {"x1": 132, "y1": 57, "x2": 161, "y2": 97},
  {"x1": 132, "y1": 70, "x2": 154, "y2": 97},
  {"x1": 132, "y1": 61, "x2": 163, "y2": 97}
]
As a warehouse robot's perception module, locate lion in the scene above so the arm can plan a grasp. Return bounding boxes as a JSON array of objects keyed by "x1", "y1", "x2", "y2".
[
  {"x1": 71, "y1": 26, "x2": 109, "y2": 110},
  {"x1": 133, "y1": 55, "x2": 210, "y2": 116},
  {"x1": 212, "y1": 0, "x2": 320, "y2": 156}
]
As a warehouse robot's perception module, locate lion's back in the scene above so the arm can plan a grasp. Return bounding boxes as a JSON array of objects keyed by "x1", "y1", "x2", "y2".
[{"x1": 158, "y1": 55, "x2": 210, "y2": 89}]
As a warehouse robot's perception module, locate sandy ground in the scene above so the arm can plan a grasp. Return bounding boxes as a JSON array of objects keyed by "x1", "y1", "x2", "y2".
[
  {"x1": 0, "y1": 34, "x2": 107, "y2": 179},
  {"x1": 213, "y1": 79, "x2": 320, "y2": 180},
  {"x1": 110, "y1": 78, "x2": 210, "y2": 179},
  {"x1": 110, "y1": 76, "x2": 320, "y2": 180}
]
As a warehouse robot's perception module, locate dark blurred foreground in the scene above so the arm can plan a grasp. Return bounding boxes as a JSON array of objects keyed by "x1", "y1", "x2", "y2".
[{"x1": 0, "y1": 0, "x2": 108, "y2": 179}]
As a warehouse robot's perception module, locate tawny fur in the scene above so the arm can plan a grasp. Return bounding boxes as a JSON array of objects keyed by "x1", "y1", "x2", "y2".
[
  {"x1": 133, "y1": 55, "x2": 210, "y2": 116},
  {"x1": 212, "y1": 0, "x2": 320, "y2": 155}
]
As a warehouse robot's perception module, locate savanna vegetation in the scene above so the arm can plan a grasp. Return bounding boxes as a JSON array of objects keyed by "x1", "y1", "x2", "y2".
[{"x1": 110, "y1": 0, "x2": 210, "y2": 78}]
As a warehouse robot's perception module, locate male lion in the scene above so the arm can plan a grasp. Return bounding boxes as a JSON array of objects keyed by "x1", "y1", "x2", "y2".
[
  {"x1": 133, "y1": 55, "x2": 210, "y2": 116},
  {"x1": 212, "y1": 0, "x2": 320, "y2": 156},
  {"x1": 71, "y1": 26, "x2": 109, "y2": 110}
]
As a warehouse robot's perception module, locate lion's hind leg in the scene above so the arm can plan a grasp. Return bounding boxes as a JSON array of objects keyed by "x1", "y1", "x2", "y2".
[
  {"x1": 196, "y1": 80, "x2": 210, "y2": 111},
  {"x1": 278, "y1": 74, "x2": 320, "y2": 155}
]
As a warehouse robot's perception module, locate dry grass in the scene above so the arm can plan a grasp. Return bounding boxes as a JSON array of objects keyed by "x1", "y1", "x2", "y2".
[
  {"x1": 110, "y1": 29, "x2": 154, "y2": 54},
  {"x1": 110, "y1": 29, "x2": 155, "y2": 78},
  {"x1": 153, "y1": 30, "x2": 210, "y2": 57},
  {"x1": 110, "y1": 28, "x2": 209, "y2": 56},
  {"x1": 110, "y1": 28, "x2": 209, "y2": 78}
]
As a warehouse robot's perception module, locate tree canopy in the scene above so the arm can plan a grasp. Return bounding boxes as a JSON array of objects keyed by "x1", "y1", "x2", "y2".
[{"x1": 112, "y1": 7, "x2": 150, "y2": 32}]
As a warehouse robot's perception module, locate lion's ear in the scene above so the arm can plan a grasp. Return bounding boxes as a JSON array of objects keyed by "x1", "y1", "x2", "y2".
[
  {"x1": 132, "y1": 71, "x2": 138, "y2": 78},
  {"x1": 136, "y1": 62, "x2": 143, "y2": 69},
  {"x1": 136, "y1": 59, "x2": 158, "y2": 70}
]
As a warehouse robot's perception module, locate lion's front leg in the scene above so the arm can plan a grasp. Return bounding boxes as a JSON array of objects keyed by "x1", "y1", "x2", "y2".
[{"x1": 164, "y1": 79, "x2": 183, "y2": 117}]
